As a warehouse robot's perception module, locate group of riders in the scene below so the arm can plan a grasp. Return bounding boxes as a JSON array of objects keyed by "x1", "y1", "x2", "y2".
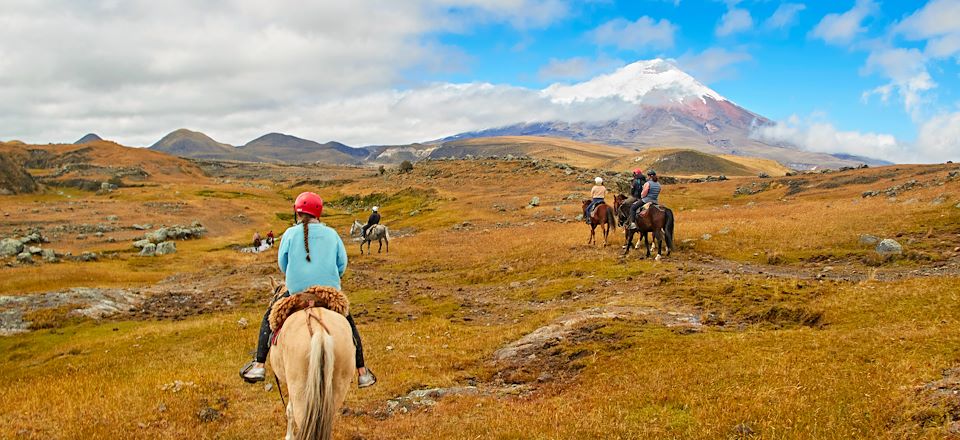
[
  {"x1": 584, "y1": 168, "x2": 662, "y2": 229},
  {"x1": 239, "y1": 170, "x2": 659, "y2": 390},
  {"x1": 240, "y1": 193, "x2": 381, "y2": 389}
]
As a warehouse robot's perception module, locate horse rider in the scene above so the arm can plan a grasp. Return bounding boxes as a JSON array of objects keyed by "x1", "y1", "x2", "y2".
[
  {"x1": 635, "y1": 169, "x2": 662, "y2": 223},
  {"x1": 266, "y1": 230, "x2": 275, "y2": 246},
  {"x1": 361, "y1": 206, "x2": 380, "y2": 238},
  {"x1": 584, "y1": 176, "x2": 607, "y2": 223},
  {"x1": 252, "y1": 231, "x2": 262, "y2": 248},
  {"x1": 624, "y1": 169, "x2": 647, "y2": 229},
  {"x1": 240, "y1": 191, "x2": 377, "y2": 388}
]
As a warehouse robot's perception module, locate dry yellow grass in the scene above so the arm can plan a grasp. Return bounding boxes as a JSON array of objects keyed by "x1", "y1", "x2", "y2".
[{"x1": 1, "y1": 155, "x2": 959, "y2": 439}]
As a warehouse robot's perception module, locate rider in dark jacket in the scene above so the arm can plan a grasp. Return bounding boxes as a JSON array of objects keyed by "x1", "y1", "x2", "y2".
[
  {"x1": 362, "y1": 206, "x2": 380, "y2": 238},
  {"x1": 624, "y1": 169, "x2": 646, "y2": 228}
]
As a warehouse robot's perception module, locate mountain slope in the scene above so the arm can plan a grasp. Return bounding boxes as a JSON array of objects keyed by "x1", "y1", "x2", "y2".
[
  {"x1": 239, "y1": 133, "x2": 366, "y2": 164},
  {"x1": 149, "y1": 129, "x2": 259, "y2": 162},
  {"x1": 445, "y1": 59, "x2": 867, "y2": 170},
  {"x1": 74, "y1": 133, "x2": 103, "y2": 144}
]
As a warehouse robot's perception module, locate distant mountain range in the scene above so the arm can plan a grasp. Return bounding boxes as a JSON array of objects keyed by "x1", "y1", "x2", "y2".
[{"x1": 139, "y1": 59, "x2": 893, "y2": 169}]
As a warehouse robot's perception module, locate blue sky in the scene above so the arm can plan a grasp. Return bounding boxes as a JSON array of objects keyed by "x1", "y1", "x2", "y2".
[
  {"x1": 2, "y1": 0, "x2": 958, "y2": 162},
  {"x1": 421, "y1": 1, "x2": 956, "y2": 143}
]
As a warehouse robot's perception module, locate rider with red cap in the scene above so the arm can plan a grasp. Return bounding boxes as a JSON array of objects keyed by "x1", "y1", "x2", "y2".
[
  {"x1": 240, "y1": 191, "x2": 376, "y2": 388},
  {"x1": 624, "y1": 169, "x2": 647, "y2": 229}
]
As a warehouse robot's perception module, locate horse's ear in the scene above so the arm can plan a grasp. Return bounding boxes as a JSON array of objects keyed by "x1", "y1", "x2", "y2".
[{"x1": 268, "y1": 276, "x2": 277, "y2": 290}]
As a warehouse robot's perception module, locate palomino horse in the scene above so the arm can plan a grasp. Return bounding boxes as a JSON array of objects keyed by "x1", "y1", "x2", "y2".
[
  {"x1": 350, "y1": 220, "x2": 390, "y2": 254},
  {"x1": 581, "y1": 199, "x2": 616, "y2": 246},
  {"x1": 613, "y1": 194, "x2": 674, "y2": 259},
  {"x1": 270, "y1": 293, "x2": 355, "y2": 439}
]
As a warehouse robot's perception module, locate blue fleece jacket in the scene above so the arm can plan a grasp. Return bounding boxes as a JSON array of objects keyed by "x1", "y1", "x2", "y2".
[{"x1": 278, "y1": 222, "x2": 347, "y2": 294}]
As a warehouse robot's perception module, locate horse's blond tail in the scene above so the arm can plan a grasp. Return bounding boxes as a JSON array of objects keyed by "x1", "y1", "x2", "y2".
[
  {"x1": 297, "y1": 329, "x2": 336, "y2": 440},
  {"x1": 384, "y1": 226, "x2": 391, "y2": 241}
]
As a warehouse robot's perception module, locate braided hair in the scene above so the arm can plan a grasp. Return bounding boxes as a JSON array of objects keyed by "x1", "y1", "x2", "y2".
[{"x1": 299, "y1": 212, "x2": 315, "y2": 262}]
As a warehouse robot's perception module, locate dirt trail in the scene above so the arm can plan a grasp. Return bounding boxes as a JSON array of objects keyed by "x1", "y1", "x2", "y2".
[{"x1": 676, "y1": 253, "x2": 960, "y2": 282}]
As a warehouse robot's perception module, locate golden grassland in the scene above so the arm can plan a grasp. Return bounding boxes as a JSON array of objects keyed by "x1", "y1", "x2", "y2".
[{"x1": 1, "y1": 156, "x2": 959, "y2": 439}]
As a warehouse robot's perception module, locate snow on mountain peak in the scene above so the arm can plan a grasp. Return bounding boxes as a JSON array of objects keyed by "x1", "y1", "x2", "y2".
[{"x1": 542, "y1": 58, "x2": 727, "y2": 105}]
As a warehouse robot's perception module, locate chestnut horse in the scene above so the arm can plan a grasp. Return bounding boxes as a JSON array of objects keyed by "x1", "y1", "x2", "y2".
[
  {"x1": 581, "y1": 199, "x2": 616, "y2": 246},
  {"x1": 613, "y1": 194, "x2": 674, "y2": 259}
]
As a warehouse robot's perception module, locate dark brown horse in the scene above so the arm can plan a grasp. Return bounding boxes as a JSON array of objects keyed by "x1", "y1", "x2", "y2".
[
  {"x1": 581, "y1": 199, "x2": 616, "y2": 246},
  {"x1": 613, "y1": 194, "x2": 673, "y2": 259}
]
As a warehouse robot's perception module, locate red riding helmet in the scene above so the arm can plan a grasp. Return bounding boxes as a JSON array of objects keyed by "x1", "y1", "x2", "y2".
[
  {"x1": 294, "y1": 192, "x2": 323, "y2": 217},
  {"x1": 633, "y1": 168, "x2": 643, "y2": 176}
]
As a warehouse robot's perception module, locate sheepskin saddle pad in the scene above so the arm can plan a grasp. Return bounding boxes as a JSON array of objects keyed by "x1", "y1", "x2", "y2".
[{"x1": 269, "y1": 285, "x2": 350, "y2": 333}]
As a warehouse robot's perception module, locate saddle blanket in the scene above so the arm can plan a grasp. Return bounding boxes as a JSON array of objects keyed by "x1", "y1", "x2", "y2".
[{"x1": 269, "y1": 285, "x2": 350, "y2": 333}]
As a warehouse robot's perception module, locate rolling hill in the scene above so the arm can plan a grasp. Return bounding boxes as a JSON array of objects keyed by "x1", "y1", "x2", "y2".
[
  {"x1": 239, "y1": 133, "x2": 367, "y2": 164},
  {"x1": 149, "y1": 129, "x2": 260, "y2": 162}
]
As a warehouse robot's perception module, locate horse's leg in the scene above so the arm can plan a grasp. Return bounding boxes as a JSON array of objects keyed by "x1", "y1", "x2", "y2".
[
  {"x1": 602, "y1": 222, "x2": 609, "y2": 247},
  {"x1": 377, "y1": 238, "x2": 382, "y2": 253},
  {"x1": 623, "y1": 230, "x2": 632, "y2": 255},
  {"x1": 654, "y1": 229, "x2": 663, "y2": 261},
  {"x1": 285, "y1": 402, "x2": 295, "y2": 440},
  {"x1": 588, "y1": 224, "x2": 595, "y2": 245},
  {"x1": 385, "y1": 236, "x2": 389, "y2": 253},
  {"x1": 360, "y1": 241, "x2": 365, "y2": 255}
]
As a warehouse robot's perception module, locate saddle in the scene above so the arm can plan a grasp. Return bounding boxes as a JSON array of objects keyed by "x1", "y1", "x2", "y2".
[
  {"x1": 269, "y1": 285, "x2": 350, "y2": 344},
  {"x1": 639, "y1": 202, "x2": 663, "y2": 217}
]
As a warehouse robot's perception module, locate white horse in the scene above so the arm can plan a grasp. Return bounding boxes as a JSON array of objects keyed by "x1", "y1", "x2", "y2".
[{"x1": 350, "y1": 220, "x2": 390, "y2": 254}]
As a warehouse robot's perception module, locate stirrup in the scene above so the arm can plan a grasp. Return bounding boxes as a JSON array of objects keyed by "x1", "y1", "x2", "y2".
[{"x1": 240, "y1": 360, "x2": 265, "y2": 383}]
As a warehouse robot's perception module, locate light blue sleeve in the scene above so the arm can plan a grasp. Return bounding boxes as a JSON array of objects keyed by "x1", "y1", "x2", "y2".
[
  {"x1": 278, "y1": 229, "x2": 290, "y2": 274},
  {"x1": 336, "y1": 233, "x2": 347, "y2": 277}
]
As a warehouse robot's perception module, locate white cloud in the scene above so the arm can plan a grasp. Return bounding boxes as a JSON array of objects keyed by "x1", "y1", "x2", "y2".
[
  {"x1": 894, "y1": 0, "x2": 960, "y2": 58},
  {"x1": 754, "y1": 112, "x2": 960, "y2": 164},
  {"x1": 591, "y1": 16, "x2": 677, "y2": 51},
  {"x1": 716, "y1": 8, "x2": 753, "y2": 37},
  {"x1": 537, "y1": 56, "x2": 625, "y2": 81},
  {"x1": 862, "y1": 48, "x2": 936, "y2": 117},
  {"x1": 0, "y1": 0, "x2": 575, "y2": 146},
  {"x1": 675, "y1": 48, "x2": 752, "y2": 83},
  {"x1": 915, "y1": 111, "x2": 960, "y2": 163},
  {"x1": 810, "y1": 0, "x2": 876, "y2": 45},
  {"x1": 764, "y1": 3, "x2": 806, "y2": 30}
]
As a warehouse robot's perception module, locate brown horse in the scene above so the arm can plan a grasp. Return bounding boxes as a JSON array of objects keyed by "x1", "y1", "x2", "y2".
[
  {"x1": 581, "y1": 199, "x2": 616, "y2": 246},
  {"x1": 613, "y1": 194, "x2": 673, "y2": 259}
]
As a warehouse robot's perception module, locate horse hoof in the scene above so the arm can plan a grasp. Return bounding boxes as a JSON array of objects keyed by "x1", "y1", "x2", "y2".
[{"x1": 655, "y1": 254, "x2": 662, "y2": 261}]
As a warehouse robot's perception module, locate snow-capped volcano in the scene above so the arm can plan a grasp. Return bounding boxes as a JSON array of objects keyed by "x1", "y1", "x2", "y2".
[
  {"x1": 542, "y1": 59, "x2": 727, "y2": 105},
  {"x1": 444, "y1": 59, "x2": 865, "y2": 169}
]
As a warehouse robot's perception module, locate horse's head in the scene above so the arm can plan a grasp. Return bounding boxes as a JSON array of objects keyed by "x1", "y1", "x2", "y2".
[
  {"x1": 349, "y1": 220, "x2": 362, "y2": 236},
  {"x1": 581, "y1": 199, "x2": 591, "y2": 209}
]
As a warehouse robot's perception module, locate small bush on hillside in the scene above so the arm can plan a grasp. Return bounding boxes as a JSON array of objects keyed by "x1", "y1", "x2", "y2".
[{"x1": 399, "y1": 160, "x2": 414, "y2": 174}]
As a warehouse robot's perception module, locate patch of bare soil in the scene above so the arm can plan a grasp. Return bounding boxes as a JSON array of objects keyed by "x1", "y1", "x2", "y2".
[
  {"x1": 897, "y1": 366, "x2": 960, "y2": 436},
  {"x1": 678, "y1": 253, "x2": 960, "y2": 283},
  {"x1": 491, "y1": 306, "x2": 701, "y2": 385}
]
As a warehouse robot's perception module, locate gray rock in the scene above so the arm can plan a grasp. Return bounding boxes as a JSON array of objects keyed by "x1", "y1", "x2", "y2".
[
  {"x1": 155, "y1": 241, "x2": 176, "y2": 255},
  {"x1": 876, "y1": 239, "x2": 903, "y2": 256},
  {"x1": 42, "y1": 249, "x2": 58, "y2": 263},
  {"x1": 0, "y1": 238, "x2": 24, "y2": 257},
  {"x1": 529, "y1": 196, "x2": 540, "y2": 207},
  {"x1": 858, "y1": 234, "x2": 879, "y2": 245},
  {"x1": 132, "y1": 224, "x2": 152, "y2": 230},
  {"x1": 28, "y1": 246, "x2": 42, "y2": 255},
  {"x1": 16, "y1": 252, "x2": 32, "y2": 263},
  {"x1": 132, "y1": 239, "x2": 152, "y2": 249},
  {"x1": 139, "y1": 243, "x2": 156, "y2": 257},
  {"x1": 100, "y1": 182, "x2": 117, "y2": 191},
  {"x1": 79, "y1": 252, "x2": 98, "y2": 262},
  {"x1": 701, "y1": 234, "x2": 712, "y2": 241},
  {"x1": 105, "y1": 215, "x2": 119, "y2": 222},
  {"x1": 409, "y1": 210, "x2": 420, "y2": 216}
]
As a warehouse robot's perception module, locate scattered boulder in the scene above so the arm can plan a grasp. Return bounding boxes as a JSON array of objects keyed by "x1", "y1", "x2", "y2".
[
  {"x1": 41, "y1": 249, "x2": 58, "y2": 263},
  {"x1": 131, "y1": 224, "x2": 152, "y2": 230},
  {"x1": 529, "y1": 196, "x2": 540, "y2": 207},
  {"x1": 139, "y1": 243, "x2": 157, "y2": 257},
  {"x1": 144, "y1": 223, "x2": 206, "y2": 244},
  {"x1": 758, "y1": 172, "x2": 770, "y2": 178},
  {"x1": 0, "y1": 238, "x2": 24, "y2": 257},
  {"x1": 16, "y1": 252, "x2": 32, "y2": 263},
  {"x1": 876, "y1": 239, "x2": 903, "y2": 256},
  {"x1": 155, "y1": 241, "x2": 176, "y2": 255},
  {"x1": 132, "y1": 239, "x2": 152, "y2": 249},
  {"x1": 78, "y1": 252, "x2": 98, "y2": 262},
  {"x1": 105, "y1": 215, "x2": 119, "y2": 222},
  {"x1": 27, "y1": 246, "x2": 41, "y2": 255},
  {"x1": 858, "y1": 234, "x2": 879, "y2": 245},
  {"x1": 701, "y1": 234, "x2": 712, "y2": 241}
]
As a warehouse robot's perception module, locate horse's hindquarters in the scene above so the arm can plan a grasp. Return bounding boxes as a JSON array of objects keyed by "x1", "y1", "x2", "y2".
[{"x1": 270, "y1": 309, "x2": 356, "y2": 438}]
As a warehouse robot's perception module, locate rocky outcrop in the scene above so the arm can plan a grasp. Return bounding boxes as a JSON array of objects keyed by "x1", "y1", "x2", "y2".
[{"x1": 0, "y1": 152, "x2": 38, "y2": 195}]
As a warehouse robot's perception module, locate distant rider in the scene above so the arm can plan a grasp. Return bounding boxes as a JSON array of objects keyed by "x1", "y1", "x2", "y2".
[
  {"x1": 584, "y1": 176, "x2": 606, "y2": 223},
  {"x1": 624, "y1": 169, "x2": 647, "y2": 229},
  {"x1": 636, "y1": 169, "x2": 662, "y2": 220},
  {"x1": 252, "y1": 231, "x2": 262, "y2": 248},
  {"x1": 266, "y1": 230, "x2": 275, "y2": 246},
  {"x1": 361, "y1": 206, "x2": 380, "y2": 238},
  {"x1": 240, "y1": 191, "x2": 377, "y2": 388}
]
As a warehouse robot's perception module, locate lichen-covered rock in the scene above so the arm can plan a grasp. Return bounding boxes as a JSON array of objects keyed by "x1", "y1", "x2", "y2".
[
  {"x1": 16, "y1": 252, "x2": 32, "y2": 263},
  {"x1": 858, "y1": 234, "x2": 879, "y2": 245},
  {"x1": 876, "y1": 239, "x2": 903, "y2": 256},
  {"x1": 155, "y1": 241, "x2": 176, "y2": 255},
  {"x1": 42, "y1": 249, "x2": 59, "y2": 263},
  {"x1": 132, "y1": 239, "x2": 152, "y2": 249},
  {"x1": 139, "y1": 243, "x2": 156, "y2": 256},
  {"x1": 0, "y1": 238, "x2": 24, "y2": 257}
]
